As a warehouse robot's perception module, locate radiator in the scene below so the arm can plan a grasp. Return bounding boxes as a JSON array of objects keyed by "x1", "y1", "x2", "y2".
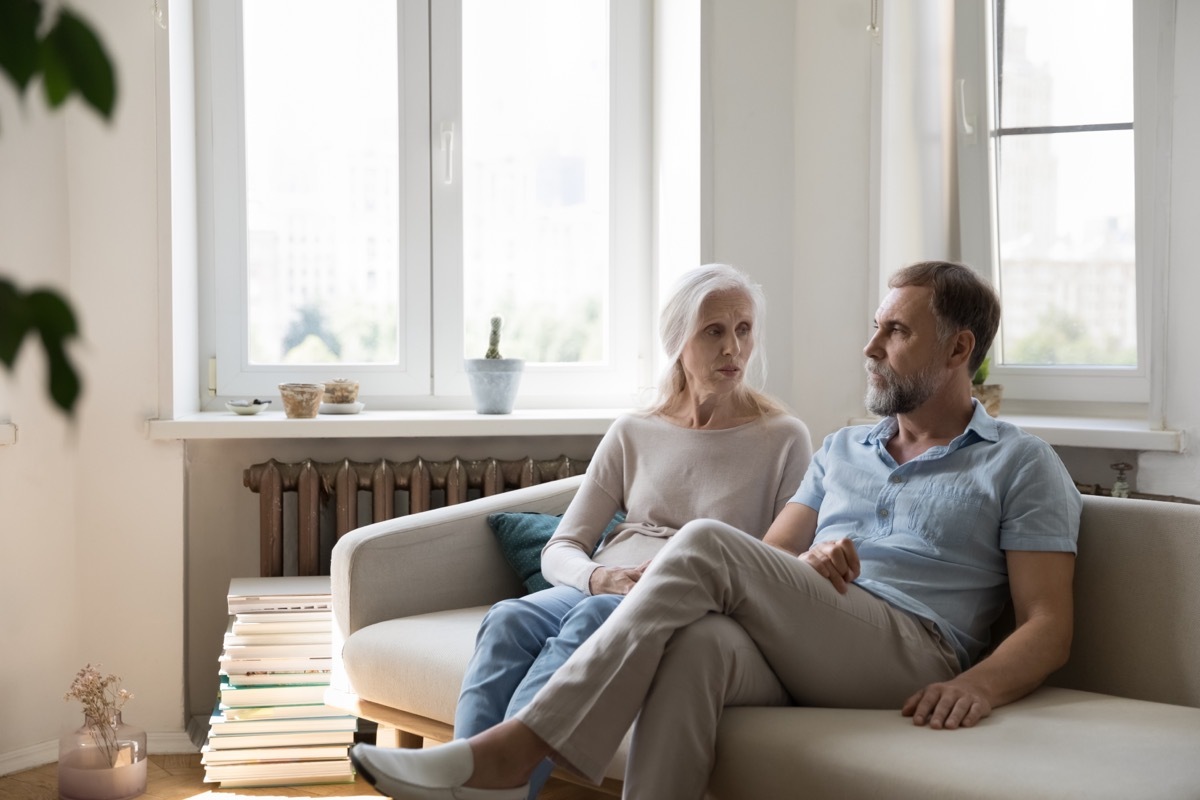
[{"x1": 243, "y1": 456, "x2": 589, "y2": 577}]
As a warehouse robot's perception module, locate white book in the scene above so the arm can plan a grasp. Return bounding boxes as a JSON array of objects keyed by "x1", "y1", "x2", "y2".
[
  {"x1": 201, "y1": 743, "x2": 351, "y2": 764},
  {"x1": 221, "y1": 642, "x2": 332, "y2": 659},
  {"x1": 214, "y1": 770, "x2": 354, "y2": 789},
  {"x1": 219, "y1": 682, "x2": 329, "y2": 708},
  {"x1": 219, "y1": 656, "x2": 334, "y2": 674},
  {"x1": 209, "y1": 712, "x2": 357, "y2": 736},
  {"x1": 204, "y1": 729, "x2": 355, "y2": 750},
  {"x1": 221, "y1": 670, "x2": 332, "y2": 687},
  {"x1": 221, "y1": 703, "x2": 347, "y2": 721},
  {"x1": 206, "y1": 757, "x2": 353, "y2": 782},
  {"x1": 227, "y1": 576, "x2": 332, "y2": 614},
  {"x1": 230, "y1": 619, "x2": 333, "y2": 636},
  {"x1": 233, "y1": 610, "x2": 333, "y2": 624},
  {"x1": 224, "y1": 630, "x2": 333, "y2": 647}
]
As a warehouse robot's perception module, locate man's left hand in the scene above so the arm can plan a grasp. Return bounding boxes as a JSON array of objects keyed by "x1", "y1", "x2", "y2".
[{"x1": 901, "y1": 678, "x2": 993, "y2": 730}]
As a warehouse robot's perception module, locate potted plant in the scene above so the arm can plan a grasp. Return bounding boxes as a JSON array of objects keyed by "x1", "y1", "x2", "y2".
[
  {"x1": 971, "y1": 356, "x2": 1003, "y2": 416},
  {"x1": 464, "y1": 316, "x2": 524, "y2": 414}
]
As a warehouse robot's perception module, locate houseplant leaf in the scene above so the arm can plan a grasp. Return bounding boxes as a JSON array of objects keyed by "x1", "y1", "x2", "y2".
[
  {"x1": 41, "y1": 8, "x2": 115, "y2": 117},
  {"x1": 0, "y1": 279, "x2": 81, "y2": 413},
  {"x1": 0, "y1": 0, "x2": 42, "y2": 93}
]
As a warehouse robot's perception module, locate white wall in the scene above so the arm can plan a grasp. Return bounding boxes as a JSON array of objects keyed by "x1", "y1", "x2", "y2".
[
  {"x1": 790, "y1": 1, "x2": 877, "y2": 440},
  {"x1": 0, "y1": 66, "x2": 80, "y2": 766},
  {"x1": 703, "y1": 0, "x2": 798, "y2": 414},
  {"x1": 0, "y1": 0, "x2": 188, "y2": 773}
]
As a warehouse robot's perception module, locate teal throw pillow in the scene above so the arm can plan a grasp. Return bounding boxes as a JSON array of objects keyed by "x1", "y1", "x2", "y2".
[{"x1": 487, "y1": 511, "x2": 624, "y2": 594}]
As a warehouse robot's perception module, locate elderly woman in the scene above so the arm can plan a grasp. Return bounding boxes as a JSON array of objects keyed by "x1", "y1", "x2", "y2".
[{"x1": 429, "y1": 263, "x2": 812, "y2": 799}]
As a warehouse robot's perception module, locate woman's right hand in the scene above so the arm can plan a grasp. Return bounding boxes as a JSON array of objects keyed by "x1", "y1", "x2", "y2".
[{"x1": 588, "y1": 561, "x2": 651, "y2": 595}]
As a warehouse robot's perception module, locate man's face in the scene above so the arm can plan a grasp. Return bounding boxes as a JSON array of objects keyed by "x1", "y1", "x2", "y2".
[{"x1": 863, "y1": 285, "x2": 951, "y2": 417}]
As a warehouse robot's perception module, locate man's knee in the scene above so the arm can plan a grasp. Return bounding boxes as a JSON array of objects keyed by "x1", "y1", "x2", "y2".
[{"x1": 665, "y1": 518, "x2": 751, "y2": 561}]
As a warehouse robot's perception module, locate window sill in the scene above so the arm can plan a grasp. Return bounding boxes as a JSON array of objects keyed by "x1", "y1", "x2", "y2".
[
  {"x1": 146, "y1": 408, "x2": 628, "y2": 441},
  {"x1": 850, "y1": 413, "x2": 1185, "y2": 452}
]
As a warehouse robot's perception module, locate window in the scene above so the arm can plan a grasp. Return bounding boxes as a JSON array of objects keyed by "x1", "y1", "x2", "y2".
[
  {"x1": 199, "y1": 0, "x2": 652, "y2": 406},
  {"x1": 956, "y1": 0, "x2": 1169, "y2": 404}
]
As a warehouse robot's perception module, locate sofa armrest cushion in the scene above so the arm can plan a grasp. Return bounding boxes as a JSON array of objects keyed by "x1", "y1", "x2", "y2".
[{"x1": 488, "y1": 511, "x2": 625, "y2": 593}]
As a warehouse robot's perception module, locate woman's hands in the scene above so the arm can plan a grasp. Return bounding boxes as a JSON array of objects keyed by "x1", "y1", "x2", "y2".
[
  {"x1": 799, "y1": 538, "x2": 860, "y2": 593},
  {"x1": 588, "y1": 561, "x2": 652, "y2": 595}
]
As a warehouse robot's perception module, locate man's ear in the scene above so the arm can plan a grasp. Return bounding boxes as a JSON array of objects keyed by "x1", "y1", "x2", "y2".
[{"x1": 948, "y1": 330, "x2": 975, "y2": 370}]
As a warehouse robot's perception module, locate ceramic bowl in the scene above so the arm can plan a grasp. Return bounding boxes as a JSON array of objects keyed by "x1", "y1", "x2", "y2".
[
  {"x1": 323, "y1": 378, "x2": 359, "y2": 405},
  {"x1": 278, "y1": 383, "x2": 325, "y2": 419},
  {"x1": 225, "y1": 399, "x2": 271, "y2": 416}
]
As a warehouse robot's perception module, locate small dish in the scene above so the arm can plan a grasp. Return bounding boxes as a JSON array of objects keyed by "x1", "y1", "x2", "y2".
[
  {"x1": 318, "y1": 401, "x2": 365, "y2": 415},
  {"x1": 226, "y1": 400, "x2": 271, "y2": 416}
]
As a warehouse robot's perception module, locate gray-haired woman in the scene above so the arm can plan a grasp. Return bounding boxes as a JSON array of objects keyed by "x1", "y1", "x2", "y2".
[{"x1": 428, "y1": 264, "x2": 812, "y2": 799}]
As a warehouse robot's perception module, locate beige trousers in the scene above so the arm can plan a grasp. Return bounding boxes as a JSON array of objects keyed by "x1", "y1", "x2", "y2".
[{"x1": 515, "y1": 519, "x2": 960, "y2": 797}]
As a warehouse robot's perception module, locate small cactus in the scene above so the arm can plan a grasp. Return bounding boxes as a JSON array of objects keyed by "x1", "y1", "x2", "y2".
[{"x1": 484, "y1": 316, "x2": 503, "y2": 359}]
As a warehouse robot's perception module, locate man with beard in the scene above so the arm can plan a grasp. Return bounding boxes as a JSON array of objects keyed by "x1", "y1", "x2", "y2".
[{"x1": 349, "y1": 261, "x2": 1081, "y2": 800}]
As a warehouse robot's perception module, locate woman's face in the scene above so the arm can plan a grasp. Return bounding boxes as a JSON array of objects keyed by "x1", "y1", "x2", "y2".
[{"x1": 678, "y1": 289, "x2": 755, "y2": 398}]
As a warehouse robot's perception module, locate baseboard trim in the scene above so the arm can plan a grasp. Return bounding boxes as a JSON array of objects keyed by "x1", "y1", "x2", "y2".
[
  {"x1": 0, "y1": 739, "x2": 57, "y2": 776},
  {"x1": 149, "y1": 730, "x2": 199, "y2": 754},
  {"x1": 1, "y1": 729, "x2": 198, "y2": 777}
]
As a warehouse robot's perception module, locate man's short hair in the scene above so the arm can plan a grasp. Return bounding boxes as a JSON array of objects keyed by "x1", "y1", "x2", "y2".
[{"x1": 889, "y1": 261, "x2": 1001, "y2": 375}]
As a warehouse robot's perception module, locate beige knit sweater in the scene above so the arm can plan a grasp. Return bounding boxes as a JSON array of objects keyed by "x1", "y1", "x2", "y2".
[{"x1": 542, "y1": 412, "x2": 813, "y2": 594}]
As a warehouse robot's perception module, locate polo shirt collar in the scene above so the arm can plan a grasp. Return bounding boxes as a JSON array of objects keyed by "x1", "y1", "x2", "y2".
[{"x1": 859, "y1": 398, "x2": 1000, "y2": 447}]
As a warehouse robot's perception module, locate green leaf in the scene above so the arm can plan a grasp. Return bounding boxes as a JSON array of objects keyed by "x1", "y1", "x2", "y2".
[
  {"x1": 26, "y1": 288, "x2": 79, "y2": 342},
  {"x1": 0, "y1": 0, "x2": 42, "y2": 93},
  {"x1": 42, "y1": 333, "x2": 81, "y2": 412},
  {"x1": 38, "y1": 32, "x2": 71, "y2": 107},
  {"x1": 0, "y1": 278, "x2": 31, "y2": 366},
  {"x1": 42, "y1": 8, "x2": 115, "y2": 118},
  {"x1": 0, "y1": 279, "x2": 83, "y2": 414}
]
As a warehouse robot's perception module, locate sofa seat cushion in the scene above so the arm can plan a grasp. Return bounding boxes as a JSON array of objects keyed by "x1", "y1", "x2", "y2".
[
  {"x1": 708, "y1": 686, "x2": 1200, "y2": 800},
  {"x1": 343, "y1": 607, "x2": 491, "y2": 726},
  {"x1": 343, "y1": 606, "x2": 630, "y2": 781}
]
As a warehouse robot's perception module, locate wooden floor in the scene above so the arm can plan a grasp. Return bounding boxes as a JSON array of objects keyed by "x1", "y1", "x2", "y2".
[{"x1": 0, "y1": 754, "x2": 611, "y2": 800}]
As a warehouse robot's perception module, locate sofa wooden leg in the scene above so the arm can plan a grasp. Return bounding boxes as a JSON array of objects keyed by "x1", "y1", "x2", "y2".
[{"x1": 376, "y1": 724, "x2": 423, "y2": 749}]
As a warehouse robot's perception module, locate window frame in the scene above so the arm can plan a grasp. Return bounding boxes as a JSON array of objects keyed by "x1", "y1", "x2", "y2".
[
  {"x1": 955, "y1": 0, "x2": 1171, "y2": 406},
  {"x1": 197, "y1": 0, "x2": 653, "y2": 408}
]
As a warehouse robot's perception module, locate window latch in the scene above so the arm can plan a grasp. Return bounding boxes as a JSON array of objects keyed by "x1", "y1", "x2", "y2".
[
  {"x1": 957, "y1": 79, "x2": 977, "y2": 144},
  {"x1": 440, "y1": 122, "x2": 455, "y2": 184}
]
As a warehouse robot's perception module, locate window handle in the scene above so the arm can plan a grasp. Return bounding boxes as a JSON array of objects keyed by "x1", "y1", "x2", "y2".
[
  {"x1": 957, "y1": 79, "x2": 977, "y2": 144},
  {"x1": 440, "y1": 122, "x2": 455, "y2": 184}
]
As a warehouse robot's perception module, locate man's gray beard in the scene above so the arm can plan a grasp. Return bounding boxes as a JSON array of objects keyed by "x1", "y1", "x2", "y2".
[{"x1": 865, "y1": 360, "x2": 939, "y2": 417}]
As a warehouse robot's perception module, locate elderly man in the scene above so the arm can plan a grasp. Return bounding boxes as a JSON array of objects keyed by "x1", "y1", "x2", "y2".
[{"x1": 350, "y1": 260, "x2": 1082, "y2": 800}]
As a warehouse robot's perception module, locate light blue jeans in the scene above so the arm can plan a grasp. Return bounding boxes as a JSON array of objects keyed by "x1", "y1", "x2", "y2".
[{"x1": 455, "y1": 586, "x2": 624, "y2": 799}]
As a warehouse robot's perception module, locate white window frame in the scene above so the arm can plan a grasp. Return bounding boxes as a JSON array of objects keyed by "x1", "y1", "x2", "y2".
[
  {"x1": 955, "y1": 0, "x2": 1173, "y2": 406},
  {"x1": 197, "y1": 0, "x2": 653, "y2": 407}
]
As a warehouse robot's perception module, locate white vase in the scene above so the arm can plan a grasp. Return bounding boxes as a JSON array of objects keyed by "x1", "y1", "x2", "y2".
[
  {"x1": 464, "y1": 358, "x2": 524, "y2": 414},
  {"x1": 58, "y1": 712, "x2": 147, "y2": 800}
]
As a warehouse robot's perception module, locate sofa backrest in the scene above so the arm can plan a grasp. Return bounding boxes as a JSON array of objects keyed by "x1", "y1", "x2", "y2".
[{"x1": 1048, "y1": 494, "x2": 1200, "y2": 709}]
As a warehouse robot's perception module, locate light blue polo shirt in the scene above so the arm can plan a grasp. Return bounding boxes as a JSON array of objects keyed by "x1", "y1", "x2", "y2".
[{"x1": 791, "y1": 400, "x2": 1080, "y2": 669}]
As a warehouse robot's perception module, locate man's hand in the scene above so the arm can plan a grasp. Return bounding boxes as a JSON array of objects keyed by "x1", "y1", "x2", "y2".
[
  {"x1": 902, "y1": 677, "x2": 993, "y2": 730},
  {"x1": 588, "y1": 561, "x2": 651, "y2": 595},
  {"x1": 798, "y1": 538, "x2": 860, "y2": 593}
]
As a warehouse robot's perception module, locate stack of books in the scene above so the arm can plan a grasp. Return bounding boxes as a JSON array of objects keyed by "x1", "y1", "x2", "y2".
[{"x1": 201, "y1": 576, "x2": 358, "y2": 789}]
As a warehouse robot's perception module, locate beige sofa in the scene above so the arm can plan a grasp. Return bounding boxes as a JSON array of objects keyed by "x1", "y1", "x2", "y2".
[{"x1": 329, "y1": 474, "x2": 1200, "y2": 799}]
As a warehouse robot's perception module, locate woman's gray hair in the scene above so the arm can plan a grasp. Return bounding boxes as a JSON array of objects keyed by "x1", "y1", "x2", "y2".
[{"x1": 647, "y1": 263, "x2": 782, "y2": 416}]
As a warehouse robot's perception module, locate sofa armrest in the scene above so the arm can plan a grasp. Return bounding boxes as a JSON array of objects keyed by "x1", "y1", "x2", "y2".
[{"x1": 332, "y1": 474, "x2": 584, "y2": 639}]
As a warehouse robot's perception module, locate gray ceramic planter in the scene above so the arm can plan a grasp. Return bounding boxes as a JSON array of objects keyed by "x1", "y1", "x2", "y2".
[{"x1": 464, "y1": 358, "x2": 525, "y2": 414}]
